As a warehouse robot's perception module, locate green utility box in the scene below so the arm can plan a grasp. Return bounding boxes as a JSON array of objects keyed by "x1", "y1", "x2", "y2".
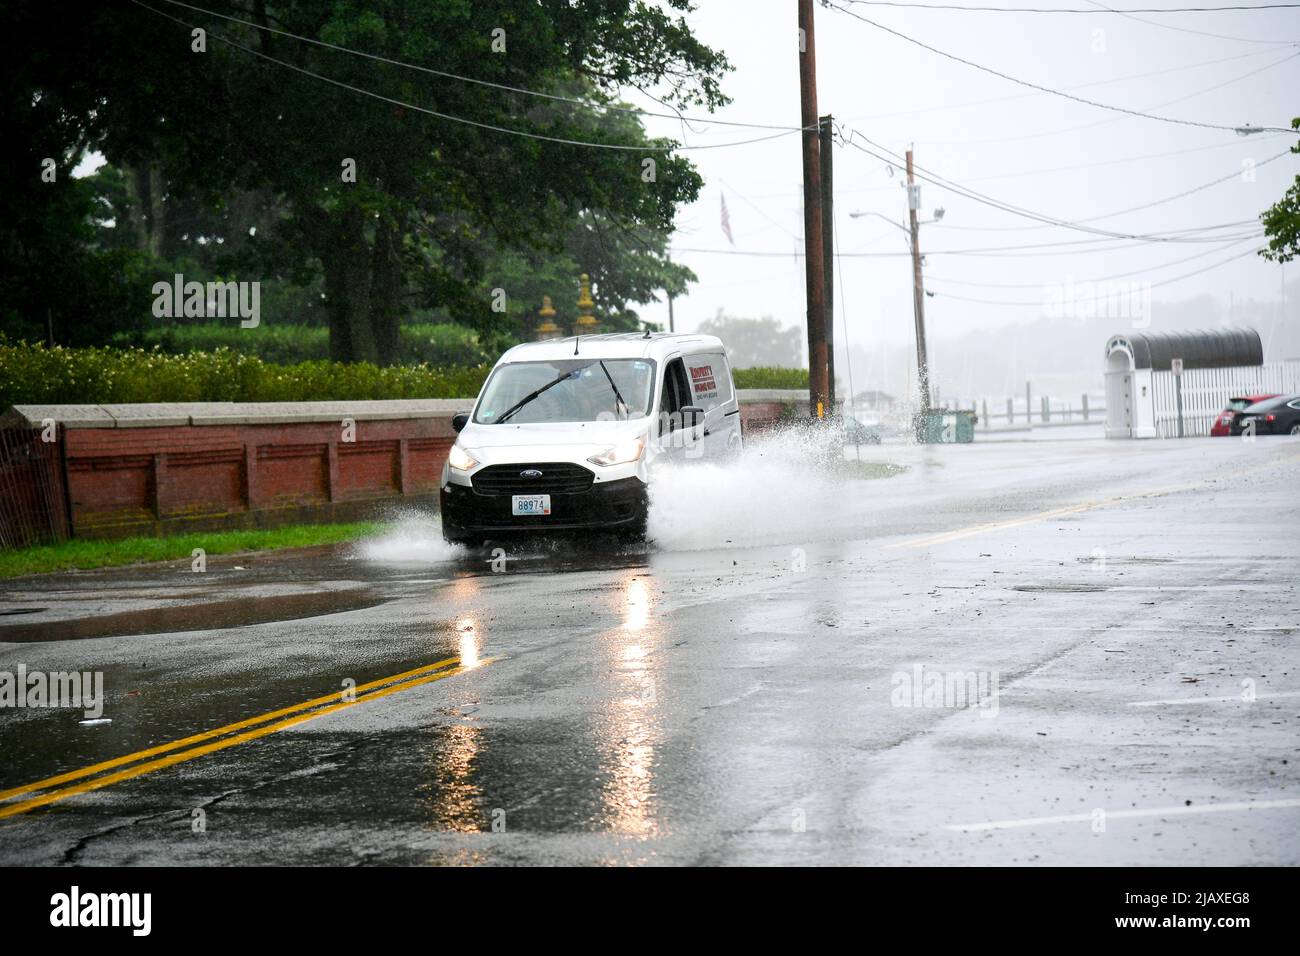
[{"x1": 918, "y1": 409, "x2": 976, "y2": 443}]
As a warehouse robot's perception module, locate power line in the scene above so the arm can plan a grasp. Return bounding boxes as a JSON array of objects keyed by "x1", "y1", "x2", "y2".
[
  {"x1": 929, "y1": 148, "x2": 1294, "y2": 232},
  {"x1": 840, "y1": 1, "x2": 1300, "y2": 12},
  {"x1": 823, "y1": 1, "x2": 1300, "y2": 133},
  {"x1": 671, "y1": 225, "x2": 1259, "y2": 258},
  {"x1": 842, "y1": 132, "x2": 1283, "y2": 242},
  {"x1": 924, "y1": 232, "x2": 1262, "y2": 286},
  {"x1": 840, "y1": 46, "x2": 1284, "y2": 123},
  {"x1": 917, "y1": 47, "x2": 1300, "y2": 145},
  {"x1": 728, "y1": 133, "x2": 1286, "y2": 202},
  {"x1": 132, "y1": 0, "x2": 803, "y2": 151},
  {"x1": 151, "y1": 0, "x2": 808, "y2": 133},
  {"x1": 1078, "y1": 0, "x2": 1300, "y2": 43},
  {"x1": 928, "y1": 244, "x2": 1267, "y2": 305},
  {"x1": 912, "y1": 136, "x2": 1286, "y2": 185}
]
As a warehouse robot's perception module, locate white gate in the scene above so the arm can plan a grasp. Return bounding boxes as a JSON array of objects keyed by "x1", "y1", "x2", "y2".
[
  {"x1": 1105, "y1": 371, "x2": 1132, "y2": 437},
  {"x1": 1150, "y1": 361, "x2": 1300, "y2": 438}
]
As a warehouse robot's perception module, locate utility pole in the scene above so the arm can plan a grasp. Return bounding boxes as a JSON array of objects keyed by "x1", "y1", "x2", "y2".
[
  {"x1": 798, "y1": 0, "x2": 829, "y2": 419},
  {"x1": 667, "y1": 291, "x2": 675, "y2": 333},
  {"x1": 906, "y1": 148, "x2": 931, "y2": 416},
  {"x1": 819, "y1": 114, "x2": 835, "y2": 415}
]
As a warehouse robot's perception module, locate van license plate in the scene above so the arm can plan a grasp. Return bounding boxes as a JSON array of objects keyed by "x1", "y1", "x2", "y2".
[{"x1": 512, "y1": 494, "x2": 551, "y2": 516}]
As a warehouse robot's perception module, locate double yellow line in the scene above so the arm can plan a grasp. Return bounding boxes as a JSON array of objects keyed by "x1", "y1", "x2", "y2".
[{"x1": 0, "y1": 655, "x2": 489, "y2": 820}]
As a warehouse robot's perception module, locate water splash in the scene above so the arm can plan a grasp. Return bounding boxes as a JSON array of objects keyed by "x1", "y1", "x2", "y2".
[
  {"x1": 353, "y1": 513, "x2": 464, "y2": 564},
  {"x1": 647, "y1": 422, "x2": 861, "y2": 551}
]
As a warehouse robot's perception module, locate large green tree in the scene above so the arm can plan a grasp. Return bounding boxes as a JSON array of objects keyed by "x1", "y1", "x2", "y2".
[{"x1": 5, "y1": 0, "x2": 728, "y2": 362}]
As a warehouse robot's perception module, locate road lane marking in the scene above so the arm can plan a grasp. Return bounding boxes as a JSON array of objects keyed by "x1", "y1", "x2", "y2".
[
  {"x1": 946, "y1": 798, "x2": 1300, "y2": 832},
  {"x1": 0, "y1": 654, "x2": 464, "y2": 809},
  {"x1": 887, "y1": 503, "x2": 1092, "y2": 550},
  {"x1": 885, "y1": 451, "x2": 1300, "y2": 552},
  {"x1": 1130, "y1": 690, "x2": 1300, "y2": 707},
  {"x1": 0, "y1": 659, "x2": 493, "y2": 820}
]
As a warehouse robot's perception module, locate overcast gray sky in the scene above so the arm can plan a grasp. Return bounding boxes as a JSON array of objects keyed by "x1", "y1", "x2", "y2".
[{"x1": 632, "y1": 0, "x2": 1299, "y2": 369}]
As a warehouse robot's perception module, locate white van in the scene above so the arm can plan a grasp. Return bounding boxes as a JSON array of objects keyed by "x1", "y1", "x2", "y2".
[{"x1": 440, "y1": 332, "x2": 741, "y2": 544}]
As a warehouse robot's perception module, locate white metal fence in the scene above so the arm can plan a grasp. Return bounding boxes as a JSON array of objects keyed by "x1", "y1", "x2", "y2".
[{"x1": 1150, "y1": 361, "x2": 1300, "y2": 438}]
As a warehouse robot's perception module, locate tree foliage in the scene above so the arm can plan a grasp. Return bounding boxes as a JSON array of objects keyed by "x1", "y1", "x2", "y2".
[
  {"x1": 1260, "y1": 117, "x2": 1300, "y2": 264},
  {"x1": 4, "y1": 1, "x2": 728, "y2": 362}
]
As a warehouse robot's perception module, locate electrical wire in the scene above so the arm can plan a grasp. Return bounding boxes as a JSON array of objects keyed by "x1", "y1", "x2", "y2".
[
  {"x1": 915, "y1": 47, "x2": 1300, "y2": 146},
  {"x1": 840, "y1": 1, "x2": 1300, "y2": 13},
  {"x1": 839, "y1": 46, "x2": 1286, "y2": 124},
  {"x1": 928, "y1": 148, "x2": 1294, "y2": 232},
  {"x1": 150, "y1": 0, "x2": 809, "y2": 133},
  {"x1": 131, "y1": 0, "x2": 804, "y2": 151},
  {"x1": 927, "y1": 243, "x2": 1266, "y2": 304},
  {"x1": 924, "y1": 231, "x2": 1263, "y2": 286},
  {"x1": 842, "y1": 131, "x2": 1284, "y2": 242},
  {"x1": 670, "y1": 226, "x2": 1259, "y2": 257},
  {"x1": 1078, "y1": 0, "x2": 1300, "y2": 44},
  {"x1": 823, "y1": 0, "x2": 1300, "y2": 133}
]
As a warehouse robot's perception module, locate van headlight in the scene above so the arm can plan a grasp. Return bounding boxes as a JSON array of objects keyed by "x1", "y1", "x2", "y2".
[
  {"x1": 587, "y1": 437, "x2": 645, "y2": 467},
  {"x1": 447, "y1": 444, "x2": 479, "y2": 472}
]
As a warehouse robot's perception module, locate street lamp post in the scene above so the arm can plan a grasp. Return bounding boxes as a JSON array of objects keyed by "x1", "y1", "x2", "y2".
[{"x1": 849, "y1": 187, "x2": 944, "y2": 430}]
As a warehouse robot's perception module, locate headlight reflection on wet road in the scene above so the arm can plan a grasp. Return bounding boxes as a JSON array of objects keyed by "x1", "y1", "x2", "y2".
[{"x1": 599, "y1": 574, "x2": 664, "y2": 837}]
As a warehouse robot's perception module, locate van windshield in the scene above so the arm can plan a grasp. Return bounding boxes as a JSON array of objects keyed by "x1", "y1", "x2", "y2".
[{"x1": 474, "y1": 359, "x2": 657, "y2": 424}]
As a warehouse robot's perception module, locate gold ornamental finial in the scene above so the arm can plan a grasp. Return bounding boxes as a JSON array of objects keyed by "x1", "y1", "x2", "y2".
[
  {"x1": 535, "y1": 294, "x2": 561, "y2": 340},
  {"x1": 573, "y1": 273, "x2": 600, "y2": 333}
]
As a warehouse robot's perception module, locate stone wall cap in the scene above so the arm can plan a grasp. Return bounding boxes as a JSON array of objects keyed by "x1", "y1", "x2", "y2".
[{"x1": 4, "y1": 399, "x2": 476, "y2": 428}]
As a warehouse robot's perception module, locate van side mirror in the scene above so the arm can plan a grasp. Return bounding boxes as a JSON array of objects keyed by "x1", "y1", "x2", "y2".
[{"x1": 452, "y1": 412, "x2": 469, "y2": 433}]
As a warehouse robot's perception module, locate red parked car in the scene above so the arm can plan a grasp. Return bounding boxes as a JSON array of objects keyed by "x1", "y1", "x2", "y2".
[{"x1": 1210, "y1": 394, "x2": 1279, "y2": 436}]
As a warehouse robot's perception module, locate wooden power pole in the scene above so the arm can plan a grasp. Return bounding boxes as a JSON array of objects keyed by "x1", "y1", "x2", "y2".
[
  {"x1": 905, "y1": 148, "x2": 932, "y2": 415},
  {"x1": 798, "y1": 0, "x2": 829, "y2": 419},
  {"x1": 820, "y1": 114, "x2": 835, "y2": 415}
]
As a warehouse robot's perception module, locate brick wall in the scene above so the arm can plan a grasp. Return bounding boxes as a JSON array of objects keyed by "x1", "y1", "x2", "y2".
[
  {"x1": 2, "y1": 401, "x2": 469, "y2": 541},
  {"x1": 2, "y1": 391, "x2": 812, "y2": 543}
]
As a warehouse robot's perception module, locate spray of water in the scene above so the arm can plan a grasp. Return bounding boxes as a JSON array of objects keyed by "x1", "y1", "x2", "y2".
[
  {"x1": 350, "y1": 424, "x2": 892, "y2": 560},
  {"x1": 352, "y1": 511, "x2": 464, "y2": 564},
  {"x1": 647, "y1": 422, "x2": 859, "y2": 551}
]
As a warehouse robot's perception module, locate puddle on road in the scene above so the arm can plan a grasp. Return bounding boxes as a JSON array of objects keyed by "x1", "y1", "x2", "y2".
[{"x1": 0, "y1": 588, "x2": 384, "y2": 644}]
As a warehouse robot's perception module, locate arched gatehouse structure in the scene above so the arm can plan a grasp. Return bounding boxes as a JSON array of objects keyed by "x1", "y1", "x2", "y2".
[{"x1": 1104, "y1": 328, "x2": 1297, "y2": 438}]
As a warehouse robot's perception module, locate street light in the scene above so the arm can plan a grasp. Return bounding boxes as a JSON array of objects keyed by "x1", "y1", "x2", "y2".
[
  {"x1": 850, "y1": 157, "x2": 946, "y2": 425},
  {"x1": 849, "y1": 208, "x2": 945, "y2": 231}
]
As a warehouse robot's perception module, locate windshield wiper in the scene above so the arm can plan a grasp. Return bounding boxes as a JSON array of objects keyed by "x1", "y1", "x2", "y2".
[
  {"x1": 598, "y1": 361, "x2": 630, "y2": 419},
  {"x1": 495, "y1": 366, "x2": 590, "y2": 424}
]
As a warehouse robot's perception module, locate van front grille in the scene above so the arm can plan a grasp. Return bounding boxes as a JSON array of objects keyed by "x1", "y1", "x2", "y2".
[{"x1": 471, "y1": 462, "x2": 595, "y2": 495}]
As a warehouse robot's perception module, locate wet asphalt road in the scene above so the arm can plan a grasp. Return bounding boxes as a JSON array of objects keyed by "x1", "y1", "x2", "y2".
[{"x1": 1, "y1": 436, "x2": 1297, "y2": 865}]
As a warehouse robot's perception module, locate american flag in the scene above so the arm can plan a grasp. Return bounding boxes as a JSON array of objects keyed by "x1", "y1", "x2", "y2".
[{"x1": 720, "y1": 192, "x2": 734, "y2": 246}]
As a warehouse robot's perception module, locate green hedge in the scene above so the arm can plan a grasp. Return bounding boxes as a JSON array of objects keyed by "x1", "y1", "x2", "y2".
[
  {"x1": 0, "y1": 342, "x2": 489, "y2": 407},
  {"x1": 1, "y1": 341, "x2": 809, "y2": 408},
  {"x1": 122, "y1": 322, "x2": 494, "y2": 367},
  {"x1": 732, "y1": 366, "x2": 809, "y2": 390}
]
